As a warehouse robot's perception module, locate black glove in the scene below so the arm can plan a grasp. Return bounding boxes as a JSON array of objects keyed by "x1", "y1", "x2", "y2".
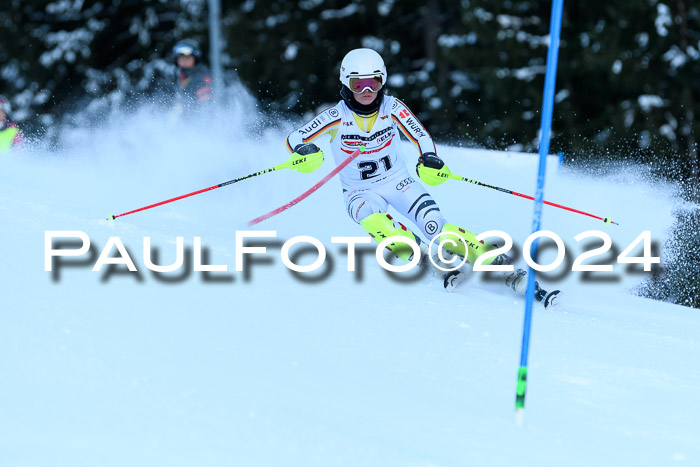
[
  {"x1": 294, "y1": 143, "x2": 321, "y2": 155},
  {"x1": 416, "y1": 152, "x2": 444, "y2": 175}
]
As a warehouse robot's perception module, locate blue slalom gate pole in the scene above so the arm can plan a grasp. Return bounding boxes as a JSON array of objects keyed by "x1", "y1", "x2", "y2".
[{"x1": 515, "y1": 0, "x2": 565, "y2": 416}]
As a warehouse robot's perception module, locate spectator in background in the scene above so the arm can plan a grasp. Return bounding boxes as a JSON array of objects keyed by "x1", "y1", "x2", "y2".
[
  {"x1": 171, "y1": 39, "x2": 213, "y2": 119},
  {"x1": 0, "y1": 95, "x2": 23, "y2": 153}
]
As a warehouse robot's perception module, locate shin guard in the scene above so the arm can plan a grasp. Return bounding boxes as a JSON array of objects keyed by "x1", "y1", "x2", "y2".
[
  {"x1": 438, "y1": 223, "x2": 499, "y2": 265},
  {"x1": 360, "y1": 213, "x2": 420, "y2": 262}
]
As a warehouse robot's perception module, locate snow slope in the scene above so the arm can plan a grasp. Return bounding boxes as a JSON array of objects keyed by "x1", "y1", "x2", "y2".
[{"x1": 1, "y1": 102, "x2": 699, "y2": 467}]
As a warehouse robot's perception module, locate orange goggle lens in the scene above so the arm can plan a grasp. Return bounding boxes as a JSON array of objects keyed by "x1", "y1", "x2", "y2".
[{"x1": 349, "y1": 77, "x2": 383, "y2": 93}]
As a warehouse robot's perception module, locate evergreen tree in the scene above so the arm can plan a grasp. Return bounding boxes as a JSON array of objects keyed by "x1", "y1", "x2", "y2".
[{"x1": 0, "y1": 0, "x2": 209, "y2": 134}]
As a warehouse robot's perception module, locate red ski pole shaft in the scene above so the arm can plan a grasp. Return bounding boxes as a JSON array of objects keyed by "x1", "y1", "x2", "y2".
[
  {"x1": 107, "y1": 166, "x2": 278, "y2": 220},
  {"x1": 248, "y1": 147, "x2": 364, "y2": 226},
  {"x1": 459, "y1": 176, "x2": 619, "y2": 225}
]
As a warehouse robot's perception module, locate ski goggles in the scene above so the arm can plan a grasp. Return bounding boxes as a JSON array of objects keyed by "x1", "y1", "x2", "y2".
[
  {"x1": 173, "y1": 45, "x2": 195, "y2": 56},
  {"x1": 348, "y1": 76, "x2": 383, "y2": 94}
]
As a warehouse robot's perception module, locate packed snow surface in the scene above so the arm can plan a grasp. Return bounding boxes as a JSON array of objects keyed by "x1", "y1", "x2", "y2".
[{"x1": 1, "y1": 102, "x2": 698, "y2": 466}]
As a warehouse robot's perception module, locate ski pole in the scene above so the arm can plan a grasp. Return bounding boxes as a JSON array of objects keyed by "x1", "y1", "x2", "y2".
[
  {"x1": 248, "y1": 146, "x2": 365, "y2": 226},
  {"x1": 418, "y1": 163, "x2": 618, "y2": 225},
  {"x1": 107, "y1": 151, "x2": 324, "y2": 220}
]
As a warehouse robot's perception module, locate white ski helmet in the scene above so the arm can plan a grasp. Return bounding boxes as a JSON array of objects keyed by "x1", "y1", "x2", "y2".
[
  {"x1": 339, "y1": 48, "x2": 387, "y2": 91},
  {"x1": 0, "y1": 95, "x2": 11, "y2": 115}
]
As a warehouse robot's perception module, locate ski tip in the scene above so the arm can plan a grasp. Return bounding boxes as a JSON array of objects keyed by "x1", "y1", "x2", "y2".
[
  {"x1": 107, "y1": 214, "x2": 115, "y2": 221},
  {"x1": 543, "y1": 289, "x2": 561, "y2": 309},
  {"x1": 515, "y1": 408, "x2": 525, "y2": 427}
]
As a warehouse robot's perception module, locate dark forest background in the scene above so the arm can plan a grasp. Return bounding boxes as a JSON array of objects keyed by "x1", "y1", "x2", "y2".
[{"x1": 1, "y1": 0, "x2": 698, "y2": 307}]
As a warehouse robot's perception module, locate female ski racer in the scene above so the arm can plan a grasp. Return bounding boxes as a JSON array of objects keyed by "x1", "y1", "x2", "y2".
[{"x1": 285, "y1": 48, "x2": 559, "y2": 307}]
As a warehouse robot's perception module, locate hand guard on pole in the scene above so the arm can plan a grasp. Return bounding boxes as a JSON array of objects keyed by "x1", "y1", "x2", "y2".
[
  {"x1": 416, "y1": 152, "x2": 450, "y2": 186},
  {"x1": 291, "y1": 143, "x2": 324, "y2": 173}
]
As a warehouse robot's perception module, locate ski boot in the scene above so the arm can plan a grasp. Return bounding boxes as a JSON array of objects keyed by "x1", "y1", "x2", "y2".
[
  {"x1": 485, "y1": 254, "x2": 560, "y2": 308},
  {"x1": 500, "y1": 263, "x2": 561, "y2": 309},
  {"x1": 417, "y1": 243, "x2": 469, "y2": 292}
]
